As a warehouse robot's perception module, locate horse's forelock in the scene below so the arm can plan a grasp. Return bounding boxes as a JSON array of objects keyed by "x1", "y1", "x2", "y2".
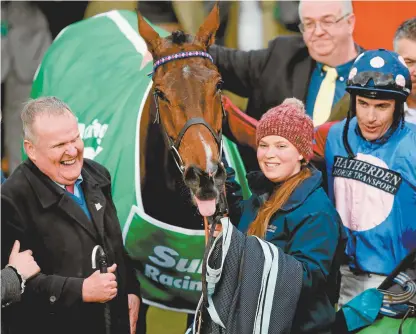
[{"x1": 169, "y1": 30, "x2": 192, "y2": 45}]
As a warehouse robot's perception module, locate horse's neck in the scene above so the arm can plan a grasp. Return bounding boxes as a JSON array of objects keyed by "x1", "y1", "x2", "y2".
[
  {"x1": 140, "y1": 94, "x2": 177, "y2": 190},
  {"x1": 143, "y1": 119, "x2": 178, "y2": 191}
]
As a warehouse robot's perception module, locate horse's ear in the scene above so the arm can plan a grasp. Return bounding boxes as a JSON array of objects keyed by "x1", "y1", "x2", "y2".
[
  {"x1": 137, "y1": 12, "x2": 161, "y2": 55},
  {"x1": 195, "y1": 3, "x2": 220, "y2": 48}
]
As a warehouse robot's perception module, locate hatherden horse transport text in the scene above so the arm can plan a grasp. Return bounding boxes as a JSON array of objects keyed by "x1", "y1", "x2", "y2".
[{"x1": 332, "y1": 156, "x2": 402, "y2": 195}]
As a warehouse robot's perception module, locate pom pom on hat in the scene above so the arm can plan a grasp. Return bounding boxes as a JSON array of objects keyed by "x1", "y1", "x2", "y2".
[
  {"x1": 281, "y1": 97, "x2": 306, "y2": 112},
  {"x1": 256, "y1": 98, "x2": 314, "y2": 161}
]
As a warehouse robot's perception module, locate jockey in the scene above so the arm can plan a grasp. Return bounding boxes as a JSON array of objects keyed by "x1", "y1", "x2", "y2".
[{"x1": 322, "y1": 49, "x2": 416, "y2": 309}]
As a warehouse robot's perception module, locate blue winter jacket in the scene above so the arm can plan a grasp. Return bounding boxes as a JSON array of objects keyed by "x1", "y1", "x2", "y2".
[{"x1": 227, "y1": 166, "x2": 346, "y2": 334}]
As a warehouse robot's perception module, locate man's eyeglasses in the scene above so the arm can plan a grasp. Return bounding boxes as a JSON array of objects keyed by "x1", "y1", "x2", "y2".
[{"x1": 298, "y1": 13, "x2": 351, "y2": 33}]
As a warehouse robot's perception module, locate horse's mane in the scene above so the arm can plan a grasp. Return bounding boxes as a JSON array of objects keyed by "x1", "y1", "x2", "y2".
[{"x1": 168, "y1": 30, "x2": 193, "y2": 45}]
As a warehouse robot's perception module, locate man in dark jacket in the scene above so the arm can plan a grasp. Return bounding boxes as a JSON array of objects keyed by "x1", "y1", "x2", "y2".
[
  {"x1": 1, "y1": 97, "x2": 141, "y2": 334},
  {"x1": 210, "y1": 0, "x2": 362, "y2": 171}
]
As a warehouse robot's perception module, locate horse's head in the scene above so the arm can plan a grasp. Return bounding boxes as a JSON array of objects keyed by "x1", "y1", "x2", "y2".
[{"x1": 138, "y1": 5, "x2": 226, "y2": 217}]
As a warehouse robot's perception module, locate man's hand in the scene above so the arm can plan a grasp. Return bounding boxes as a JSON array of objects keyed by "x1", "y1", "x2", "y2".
[
  {"x1": 82, "y1": 263, "x2": 117, "y2": 303},
  {"x1": 8, "y1": 240, "x2": 40, "y2": 280},
  {"x1": 128, "y1": 294, "x2": 140, "y2": 334}
]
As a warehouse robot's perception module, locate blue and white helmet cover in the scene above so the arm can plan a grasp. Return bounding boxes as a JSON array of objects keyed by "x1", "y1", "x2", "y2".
[{"x1": 346, "y1": 49, "x2": 411, "y2": 101}]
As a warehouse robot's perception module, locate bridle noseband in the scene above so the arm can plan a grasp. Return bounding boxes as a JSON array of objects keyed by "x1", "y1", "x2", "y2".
[{"x1": 149, "y1": 51, "x2": 225, "y2": 174}]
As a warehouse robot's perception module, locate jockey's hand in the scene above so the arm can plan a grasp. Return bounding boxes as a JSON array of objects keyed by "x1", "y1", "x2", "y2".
[{"x1": 82, "y1": 263, "x2": 117, "y2": 303}]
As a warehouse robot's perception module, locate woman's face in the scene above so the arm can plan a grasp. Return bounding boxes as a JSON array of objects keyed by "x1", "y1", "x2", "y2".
[{"x1": 257, "y1": 135, "x2": 303, "y2": 182}]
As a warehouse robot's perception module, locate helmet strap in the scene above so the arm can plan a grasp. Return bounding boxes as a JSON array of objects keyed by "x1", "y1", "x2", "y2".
[{"x1": 342, "y1": 96, "x2": 356, "y2": 158}]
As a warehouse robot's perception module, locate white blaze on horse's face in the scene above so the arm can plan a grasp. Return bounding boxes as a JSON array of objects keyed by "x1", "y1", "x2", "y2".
[
  {"x1": 182, "y1": 65, "x2": 192, "y2": 77},
  {"x1": 199, "y1": 133, "x2": 214, "y2": 174}
]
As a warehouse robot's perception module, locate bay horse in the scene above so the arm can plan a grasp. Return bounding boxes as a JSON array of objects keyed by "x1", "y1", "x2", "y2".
[
  {"x1": 138, "y1": 5, "x2": 227, "y2": 225},
  {"x1": 134, "y1": 5, "x2": 231, "y2": 330}
]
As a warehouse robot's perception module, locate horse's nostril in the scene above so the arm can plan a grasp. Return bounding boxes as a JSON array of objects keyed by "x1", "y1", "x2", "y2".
[
  {"x1": 183, "y1": 165, "x2": 201, "y2": 189},
  {"x1": 214, "y1": 162, "x2": 226, "y2": 183},
  {"x1": 207, "y1": 163, "x2": 218, "y2": 178}
]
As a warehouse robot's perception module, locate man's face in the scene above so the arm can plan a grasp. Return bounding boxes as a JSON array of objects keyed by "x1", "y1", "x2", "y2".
[
  {"x1": 355, "y1": 96, "x2": 395, "y2": 141},
  {"x1": 396, "y1": 38, "x2": 416, "y2": 100},
  {"x1": 301, "y1": 1, "x2": 355, "y2": 62},
  {"x1": 24, "y1": 111, "x2": 84, "y2": 185}
]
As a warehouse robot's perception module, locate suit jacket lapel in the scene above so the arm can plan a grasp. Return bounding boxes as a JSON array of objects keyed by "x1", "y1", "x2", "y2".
[
  {"x1": 292, "y1": 55, "x2": 315, "y2": 101},
  {"x1": 23, "y1": 160, "x2": 99, "y2": 241},
  {"x1": 57, "y1": 194, "x2": 99, "y2": 240},
  {"x1": 81, "y1": 168, "x2": 107, "y2": 242},
  {"x1": 291, "y1": 44, "x2": 363, "y2": 104}
]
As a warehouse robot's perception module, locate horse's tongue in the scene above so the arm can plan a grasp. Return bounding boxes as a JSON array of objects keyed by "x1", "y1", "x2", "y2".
[{"x1": 195, "y1": 197, "x2": 216, "y2": 217}]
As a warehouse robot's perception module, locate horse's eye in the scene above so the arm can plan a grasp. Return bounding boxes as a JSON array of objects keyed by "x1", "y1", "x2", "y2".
[
  {"x1": 155, "y1": 89, "x2": 168, "y2": 102},
  {"x1": 216, "y1": 80, "x2": 224, "y2": 91}
]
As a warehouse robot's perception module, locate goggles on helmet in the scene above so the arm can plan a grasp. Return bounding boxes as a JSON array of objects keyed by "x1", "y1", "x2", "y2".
[
  {"x1": 347, "y1": 71, "x2": 410, "y2": 100},
  {"x1": 349, "y1": 71, "x2": 395, "y2": 87}
]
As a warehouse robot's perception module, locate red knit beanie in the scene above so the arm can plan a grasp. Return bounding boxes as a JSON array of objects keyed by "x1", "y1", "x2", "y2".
[{"x1": 256, "y1": 98, "x2": 314, "y2": 162}]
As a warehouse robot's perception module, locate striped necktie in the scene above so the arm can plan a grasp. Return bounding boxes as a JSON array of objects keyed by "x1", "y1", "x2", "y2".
[{"x1": 313, "y1": 65, "x2": 338, "y2": 127}]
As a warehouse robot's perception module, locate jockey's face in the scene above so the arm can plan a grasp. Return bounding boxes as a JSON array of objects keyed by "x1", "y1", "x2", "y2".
[
  {"x1": 355, "y1": 96, "x2": 396, "y2": 141},
  {"x1": 24, "y1": 111, "x2": 84, "y2": 186},
  {"x1": 257, "y1": 135, "x2": 303, "y2": 183}
]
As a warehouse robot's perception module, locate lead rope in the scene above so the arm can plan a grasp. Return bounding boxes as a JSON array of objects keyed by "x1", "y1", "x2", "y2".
[{"x1": 197, "y1": 189, "x2": 228, "y2": 333}]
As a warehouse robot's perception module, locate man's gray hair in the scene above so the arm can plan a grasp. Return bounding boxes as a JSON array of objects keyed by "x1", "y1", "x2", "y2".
[
  {"x1": 394, "y1": 17, "x2": 416, "y2": 51},
  {"x1": 21, "y1": 96, "x2": 74, "y2": 141},
  {"x1": 298, "y1": 0, "x2": 353, "y2": 21}
]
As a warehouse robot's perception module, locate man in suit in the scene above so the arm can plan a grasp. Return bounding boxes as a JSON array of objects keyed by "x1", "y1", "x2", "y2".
[
  {"x1": 394, "y1": 17, "x2": 416, "y2": 124},
  {"x1": 210, "y1": 0, "x2": 362, "y2": 171},
  {"x1": 1, "y1": 97, "x2": 141, "y2": 334}
]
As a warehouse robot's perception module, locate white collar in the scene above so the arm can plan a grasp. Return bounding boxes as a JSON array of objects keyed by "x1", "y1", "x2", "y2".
[
  {"x1": 404, "y1": 102, "x2": 416, "y2": 125},
  {"x1": 54, "y1": 174, "x2": 83, "y2": 189}
]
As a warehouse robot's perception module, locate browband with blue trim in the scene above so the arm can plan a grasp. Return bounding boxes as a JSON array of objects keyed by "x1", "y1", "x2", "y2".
[{"x1": 147, "y1": 51, "x2": 213, "y2": 78}]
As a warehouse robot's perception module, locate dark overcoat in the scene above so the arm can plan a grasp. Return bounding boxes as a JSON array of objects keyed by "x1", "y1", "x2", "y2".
[{"x1": 1, "y1": 159, "x2": 140, "y2": 334}]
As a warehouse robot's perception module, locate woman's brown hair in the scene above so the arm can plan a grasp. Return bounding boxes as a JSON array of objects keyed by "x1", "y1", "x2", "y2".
[{"x1": 247, "y1": 166, "x2": 312, "y2": 238}]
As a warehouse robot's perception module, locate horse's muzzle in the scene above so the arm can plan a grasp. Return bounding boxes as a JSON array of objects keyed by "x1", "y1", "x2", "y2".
[{"x1": 184, "y1": 162, "x2": 226, "y2": 198}]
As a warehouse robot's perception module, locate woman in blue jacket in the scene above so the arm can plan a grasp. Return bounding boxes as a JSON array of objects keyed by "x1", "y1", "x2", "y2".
[{"x1": 227, "y1": 98, "x2": 346, "y2": 334}]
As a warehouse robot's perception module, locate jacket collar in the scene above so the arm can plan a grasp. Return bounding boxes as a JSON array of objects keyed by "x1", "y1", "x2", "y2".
[
  {"x1": 316, "y1": 44, "x2": 364, "y2": 73},
  {"x1": 23, "y1": 159, "x2": 109, "y2": 209},
  {"x1": 23, "y1": 159, "x2": 110, "y2": 241},
  {"x1": 291, "y1": 39, "x2": 364, "y2": 101},
  {"x1": 247, "y1": 165, "x2": 323, "y2": 212},
  {"x1": 291, "y1": 38, "x2": 315, "y2": 100}
]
